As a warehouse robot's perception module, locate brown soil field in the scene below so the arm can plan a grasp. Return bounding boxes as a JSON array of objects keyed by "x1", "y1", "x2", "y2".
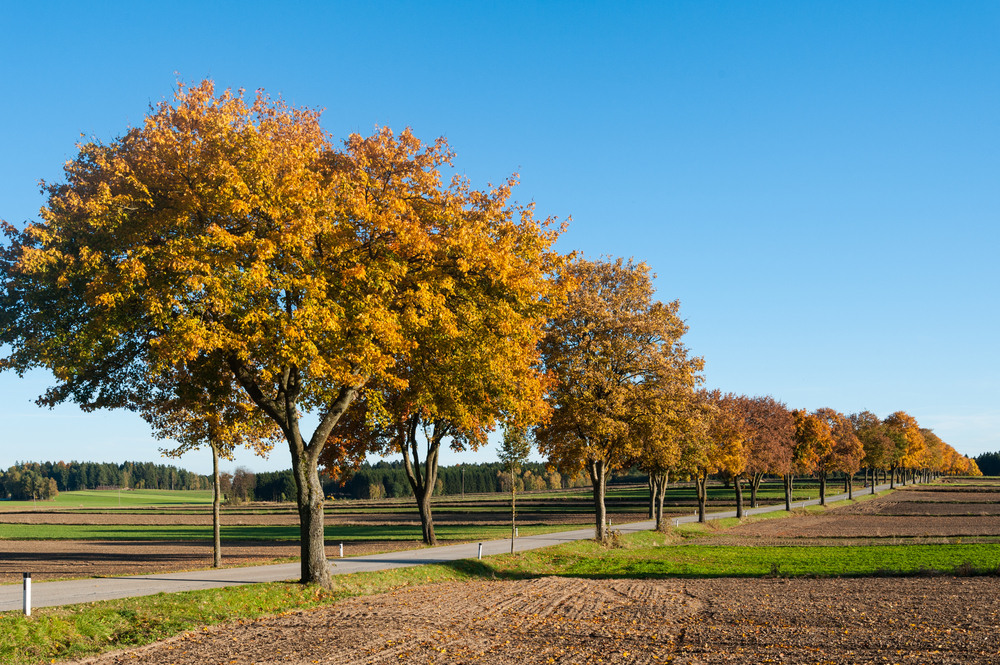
[
  {"x1": 67, "y1": 576, "x2": 1000, "y2": 665},
  {"x1": 886, "y1": 490, "x2": 1000, "y2": 502},
  {"x1": 720, "y1": 513, "x2": 1000, "y2": 539},
  {"x1": 716, "y1": 486, "x2": 1000, "y2": 541},
  {"x1": 839, "y1": 500, "x2": 1000, "y2": 516}
]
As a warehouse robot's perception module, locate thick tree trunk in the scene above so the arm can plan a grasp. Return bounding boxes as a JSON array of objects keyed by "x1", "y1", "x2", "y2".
[
  {"x1": 589, "y1": 458, "x2": 608, "y2": 541},
  {"x1": 229, "y1": 359, "x2": 360, "y2": 587},
  {"x1": 734, "y1": 474, "x2": 744, "y2": 519},
  {"x1": 211, "y1": 442, "x2": 222, "y2": 568},
  {"x1": 651, "y1": 471, "x2": 668, "y2": 530},
  {"x1": 290, "y1": 443, "x2": 330, "y2": 587},
  {"x1": 819, "y1": 472, "x2": 827, "y2": 506},
  {"x1": 696, "y1": 469, "x2": 708, "y2": 523},
  {"x1": 847, "y1": 472, "x2": 854, "y2": 500},
  {"x1": 890, "y1": 465, "x2": 896, "y2": 489},
  {"x1": 647, "y1": 475, "x2": 655, "y2": 519},
  {"x1": 657, "y1": 472, "x2": 667, "y2": 529},
  {"x1": 784, "y1": 474, "x2": 793, "y2": 511}
]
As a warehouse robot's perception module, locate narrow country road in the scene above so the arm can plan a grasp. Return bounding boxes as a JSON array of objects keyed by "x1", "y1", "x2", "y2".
[{"x1": 0, "y1": 481, "x2": 898, "y2": 612}]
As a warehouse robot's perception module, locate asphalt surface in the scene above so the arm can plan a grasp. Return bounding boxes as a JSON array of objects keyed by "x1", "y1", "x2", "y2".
[{"x1": 0, "y1": 481, "x2": 896, "y2": 612}]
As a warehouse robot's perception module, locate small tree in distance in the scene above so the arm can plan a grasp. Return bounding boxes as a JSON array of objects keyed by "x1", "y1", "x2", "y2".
[{"x1": 498, "y1": 425, "x2": 533, "y2": 554}]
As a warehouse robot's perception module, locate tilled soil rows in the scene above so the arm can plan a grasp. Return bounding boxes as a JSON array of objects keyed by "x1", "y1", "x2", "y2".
[{"x1": 66, "y1": 576, "x2": 1000, "y2": 665}]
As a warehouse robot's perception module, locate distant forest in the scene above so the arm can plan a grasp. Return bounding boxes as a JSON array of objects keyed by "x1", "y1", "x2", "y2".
[
  {"x1": 0, "y1": 460, "x2": 210, "y2": 500},
  {"x1": 974, "y1": 452, "x2": 1000, "y2": 476},
  {"x1": 0, "y1": 459, "x2": 650, "y2": 502}
]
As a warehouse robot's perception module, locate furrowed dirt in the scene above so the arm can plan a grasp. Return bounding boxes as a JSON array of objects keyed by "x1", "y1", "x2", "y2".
[{"x1": 66, "y1": 576, "x2": 1000, "y2": 664}]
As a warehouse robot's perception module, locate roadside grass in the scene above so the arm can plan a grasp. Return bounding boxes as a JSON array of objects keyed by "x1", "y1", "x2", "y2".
[{"x1": 477, "y1": 532, "x2": 1000, "y2": 580}]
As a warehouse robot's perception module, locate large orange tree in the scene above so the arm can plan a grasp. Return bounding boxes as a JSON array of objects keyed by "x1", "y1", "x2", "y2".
[
  {"x1": 0, "y1": 80, "x2": 563, "y2": 585},
  {"x1": 535, "y1": 257, "x2": 702, "y2": 540}
]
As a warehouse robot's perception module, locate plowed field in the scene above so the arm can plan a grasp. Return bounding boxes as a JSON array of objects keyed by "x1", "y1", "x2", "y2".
[{"x1": 66, "y1": 576, "x2": 1000, "y2": 664}]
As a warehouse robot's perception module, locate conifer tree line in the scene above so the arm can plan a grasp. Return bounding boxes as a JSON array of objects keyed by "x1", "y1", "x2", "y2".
[
  {"x1": 0, "y1": 461, "x2": 209, "y2": 499},
  {"x1": 974, "y1": 451, "x2": 1000, "y2": 477},
  {"x1": 0, "y1": 79, "x2": 981, "y2": 583}
]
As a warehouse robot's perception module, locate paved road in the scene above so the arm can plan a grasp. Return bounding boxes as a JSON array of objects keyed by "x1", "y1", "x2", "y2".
[{"x1": 0, "y1": 481, "x2": 899, "y2": 612}]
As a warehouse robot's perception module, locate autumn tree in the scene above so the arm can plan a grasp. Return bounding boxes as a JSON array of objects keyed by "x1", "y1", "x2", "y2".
[
  {"x1": 883, "y1": 411, "x2": 924, "y2": 487},
  {"x1": 536, "y1": 257, "x2": 701, "y2": 540},
  {"x1": 316, "y1": 173, "x2": 562, "y2": 545},
  {"x1": 814, "y1": 408, "x2": 864, "y2": 501},
  {"x1": 788, "y1": 410, "x2": 829, "y2": 509},
  {"x1": 919, "y1": 428, "x2": 946, "y2": 483},
  {"x1": 715, "y1": 393, "x2": 751, "y2": 517},
  {"x1": 850, "y1": 411, "x2": 891, "y2": 492},
  {"x1": 0, "y1": 80, "x2": 563, "y2": 585},
  {"x1": 729, "y1": 395, "x2": 794, "y2": 508},
  {"x1": 632, "y1": 380, "x2": 696, "y2": 529}
]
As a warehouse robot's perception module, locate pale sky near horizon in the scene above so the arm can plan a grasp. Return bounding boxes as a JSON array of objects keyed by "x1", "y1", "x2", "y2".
[{"x1": 1, "y1": 1, "x2": 997, "y2": 476}]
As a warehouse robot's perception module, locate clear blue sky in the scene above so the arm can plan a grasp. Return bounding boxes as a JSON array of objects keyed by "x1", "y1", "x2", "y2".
[{"x1": 1, "y1": 1, "x2": 997, "y2": 476}]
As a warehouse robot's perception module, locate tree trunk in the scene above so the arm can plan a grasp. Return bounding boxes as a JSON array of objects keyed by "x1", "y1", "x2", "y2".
[
  {"x1": 229, "y1": 360, "x2": 360, "y2": 587},
  {"x1": 651, "y1": 470, "x2": 668, "y2": 530},
  {"x1": 647, "y1": 475, "x2": 655, "y2": 519},
  {"x1": 589, "y1": 458, "x2": 608, "y2": 541},
  {"x1": 889, "y1": 465, "x2": 896, "y2": 489},
  {"x1": 847, "y1": 471, "x2": 854, "y2": 500},
  {"x1": 734, "y1": 474, "x2": 744, "y2": 519},
  {"x1": 211, "y1": 442, "x2": 222, "y2": 568},
  {"x1": 657, "y1": 472, "x2": 667, "y2": 530},
  {"x1": 290, "y1": 442, "x2": 330, "y2": 587},
  {"x1": 819, "y1": 472, "x2": 827, "y2": 506},
  {"x1": 783, "y1": 474, "x2": 793, "y2": 511},
  {"x1": 400, "y1": 417, "x2": 442, "y2": 546},
  {"x1": 750, "y1": 472, "x2": 764, "y2": 509},
  {"x1": 696, "y1": 469, "x2": 708, "y2": 523}
]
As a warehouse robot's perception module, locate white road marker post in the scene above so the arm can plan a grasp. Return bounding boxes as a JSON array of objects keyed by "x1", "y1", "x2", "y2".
[
  {"x1": 478, "y1": 543, "x2": 483, "y2": 559},
  {"x1": 23, "y1": 573, "x2": 31, "y2": 616},
  {"x1": 339, "y1": 543, "x2": 344, "y2": 558}
]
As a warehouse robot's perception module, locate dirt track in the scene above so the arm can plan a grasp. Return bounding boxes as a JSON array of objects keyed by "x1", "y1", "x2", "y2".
[{"x1": 68, "y1": 576, "x2": 1000, "y2": 664}]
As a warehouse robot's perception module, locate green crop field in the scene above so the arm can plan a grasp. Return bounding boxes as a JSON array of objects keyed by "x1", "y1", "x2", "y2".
[{"x1": 0, "y1": 490, "x2": 213, "y2": 510}]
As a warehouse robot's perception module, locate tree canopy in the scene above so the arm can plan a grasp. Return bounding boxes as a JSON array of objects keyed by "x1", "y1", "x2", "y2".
[{"x1": 0, "y1": 80, "x2": 564, "y2": 584}]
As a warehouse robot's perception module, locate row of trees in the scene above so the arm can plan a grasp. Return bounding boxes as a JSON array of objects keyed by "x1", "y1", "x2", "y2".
[
  {"x1": 0, "y1": 461, "x2": 209, "y2": 495},
  {"x1": 0, "y1": 79, "x2": 979, "y2": 584},
  {"x1": 525, "y1": 258, "x2": 979, "y2": 538}
]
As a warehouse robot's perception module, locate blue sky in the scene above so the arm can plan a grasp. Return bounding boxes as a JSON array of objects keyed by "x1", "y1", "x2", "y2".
[{"x1": 1, "y1": 1, "x2": 997, "y2": 476}]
